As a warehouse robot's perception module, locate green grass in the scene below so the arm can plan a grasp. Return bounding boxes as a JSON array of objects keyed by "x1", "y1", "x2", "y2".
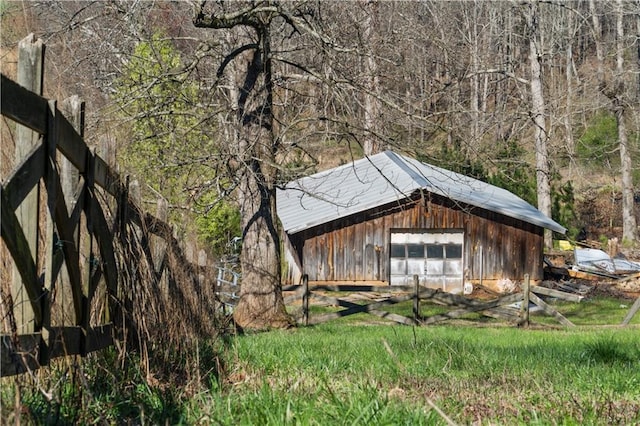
[
  {"x1": 3, "y1": 296, "x2": 640, "y2": 424},
  {"x1": 188, "y1": 322, "x2": 640, "y2": 425},
  {"x1": 540, "y1": 296, "x2": 640, "y2": 326}
]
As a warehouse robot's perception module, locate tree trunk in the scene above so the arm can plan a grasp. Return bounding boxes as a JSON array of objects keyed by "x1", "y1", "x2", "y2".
[
  {"x1": 193, "y1": 6, "x2": 291, "y2": 330},
  {"x1": 564, "y1": 12, "x2": 575, "y2": 160},
  {"x1": 231, "y1": 28, "x2": 291, "y2": 330},
  {"x1": 469, "y1": 0, "x2": 480, "y2": 149},
  {"x1": 589, "y1": 0, "x2": 605, "y2": 88},
  {"x1": 362, "y1": 0, "x2": 382, "y2": 155},
  {"x1": 527, "y1": 1, "x2": 553, "y2": 249},
  {"x1": 615, "y1": 0, "x2": 638, "y2": 243}
]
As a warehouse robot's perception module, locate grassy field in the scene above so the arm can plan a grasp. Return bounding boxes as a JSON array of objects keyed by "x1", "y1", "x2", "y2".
[
  {"x1": 2, "y1": 295, "x2": 640, "y2": 425},
  {"x1": 186, "y1": 321, "x2": 640, "y2": 425}
]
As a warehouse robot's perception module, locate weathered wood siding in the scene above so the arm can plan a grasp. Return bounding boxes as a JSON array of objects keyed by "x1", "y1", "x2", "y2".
[{"x1": 284, "y1": 191, "x2": 544, "y2": 284}]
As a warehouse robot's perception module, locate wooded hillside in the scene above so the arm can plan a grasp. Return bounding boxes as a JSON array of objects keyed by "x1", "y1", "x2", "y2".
[{"x1": 2, "y1": 0, "x2": 638, "y2": 247}]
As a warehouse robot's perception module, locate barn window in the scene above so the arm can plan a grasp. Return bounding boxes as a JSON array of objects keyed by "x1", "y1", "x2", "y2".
[
  {"x1": 407, "y1": 244, "x2": 424, "y2": 258},
  {"x1": 390, "y1": 244, "x2": 405, "y2": 258},
  {"x1": 390, "y1": 229, "x2": 464, "y2": 293},
  {"x1": 445, "y1": 244, "x2": 462, "y2": 259},
  {"x1": 426, "y1": 244, "x2": 443, "y2": 258}
]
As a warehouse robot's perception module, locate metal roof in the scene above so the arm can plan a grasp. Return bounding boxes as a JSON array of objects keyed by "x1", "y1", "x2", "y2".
[{"x1": 276, "y1": 150, "x2": 567, "y2": 235}]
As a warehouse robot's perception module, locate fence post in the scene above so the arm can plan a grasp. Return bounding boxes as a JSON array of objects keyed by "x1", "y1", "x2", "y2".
[
  {"x1": 413, "y1": 274, "x2": 420, "y2": 322},
  {"x1": 12, "y1": 34, "x2": 45, "y2": 334},
  {"x1": 59, "y1": 96, "x2": 85, "y2": 327},
  {"x1": 302, "y1": 274, "x2": 309, "y2": 326},
  {"x1": 60, "y1": 96, "x2": 84, "y2": 210},
  {"x1": 520, "y1": 274, "x2": 530, "y2": 327}
]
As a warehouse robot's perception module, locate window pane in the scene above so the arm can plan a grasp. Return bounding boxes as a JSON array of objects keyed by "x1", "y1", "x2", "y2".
[
  {"x1": 426, "y1": 244, "x2": 443, "y2": 258},
  {"x1": 390, "y1": 244, "x2": 406, "y2": 258},
  {"x1": 407, "y1": 244, "x2": 424, "y2": 258},
  {"x1": 446, "y1": 244, "x2": 462, "y2": 259}
]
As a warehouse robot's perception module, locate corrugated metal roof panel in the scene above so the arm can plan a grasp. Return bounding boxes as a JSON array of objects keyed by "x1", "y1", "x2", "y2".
[{"x1": 277, "y1": 150, "x2": 566, "y2": 234}]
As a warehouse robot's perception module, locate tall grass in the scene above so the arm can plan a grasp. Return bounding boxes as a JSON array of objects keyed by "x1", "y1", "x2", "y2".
[
  {"x1": 3, "y1": 296, "x2": 639, "y2": 424},
  {"x1": 191, "y1": 323, "x2": 640, "y2": 425}
]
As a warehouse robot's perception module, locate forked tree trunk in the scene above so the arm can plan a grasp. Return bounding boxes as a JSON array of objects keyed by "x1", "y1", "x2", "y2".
[{"x1": 232, "y1": 27, "x2": 291, "y2": 330}]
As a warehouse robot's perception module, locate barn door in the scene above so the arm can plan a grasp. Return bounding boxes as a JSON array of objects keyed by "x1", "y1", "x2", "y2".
[{"x1": 390, "y1": 230, "x2": 464, "y2": 294}]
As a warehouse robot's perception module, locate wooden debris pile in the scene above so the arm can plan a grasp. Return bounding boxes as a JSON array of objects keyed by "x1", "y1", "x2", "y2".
[{"x1": 545, "y1": 248, "x2": 640, "y2": 282}]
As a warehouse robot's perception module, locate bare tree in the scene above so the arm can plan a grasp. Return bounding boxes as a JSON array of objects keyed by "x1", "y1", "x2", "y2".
[
  {"x1": 589, "y1": 0, "x2": 605, "y2": 88},
  {"x1": 613, "y1": 0, "x2": 638, "y2": 243},
  {"x1": 361, "y1": 0, "x2": 382, "y2": 155},
  {"x1": 526, "y1": 0, "x2": 553, "y2": 249}
]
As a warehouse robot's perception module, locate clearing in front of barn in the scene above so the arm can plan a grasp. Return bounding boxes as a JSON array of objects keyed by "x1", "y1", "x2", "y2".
[{"x1": 188, "y1": 321, "x2": 640, "y2": 425}]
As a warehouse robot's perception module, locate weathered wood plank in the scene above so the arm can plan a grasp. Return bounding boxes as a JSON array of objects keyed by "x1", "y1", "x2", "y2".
[
  {"x1": 47, "y1": 325, "x2": 112, "y2": 358},
  {"x1": 282, "y1": 284, "x2": 304, "y2": 304},
  {"x1": 520, "y1": 274, "x2": 530, "y2": 326},
  {"x1": 531, "y1": 285, "x2": 583, "y2": 303},
  {"x1": 0, "y1": 73, "x2": 48, "y2": 134},
  {"x1": 2, "y1": 142, "x2": 45, "y2": 210},
  {"x1": 85, "y1": 324, "x2": 113, "y2": 353},
  {"x1": 48, "y1": 325, "x2": 113, "y2": 358},
  {"x1": 282, "y1": 285, "x2": 302, "y2": 292},
  {"x1": 89, "y1": 191, "x2": 119, "y2": 294},
  {"x1": 553, "y1": 281, "x2": 591, "y2": 296},
  {"x1": 0, "y1": 325, "x2": 113, "y2": 377},
  {"x1": 60, "y1": 96, "x2": 83, "y2": 208},
  {"x1": 41, "y1": 99, "x2": 59, "y2": 365},
  {"x1": 481, "y1": 307, "x2": 522, "y2": 322},
  {"x1": 567, "y1": 268, "x2": 601, "y2": 280},
  {"x1": 310, "y1": 284, "x2": 412, "y2": 293},
  {"x1": 418, "y1": 287, "x2": 488, "y2": 307},
  {"x1": 12, "y1": 35, "x2": 45, "y2": 334},
  {"x1": 421, "y1": 293, "x2": 523, "y2": 325},
  {"x1": 283, "y1": 294, "x2": 301, "y2": 305},
  {"x1": 56, "y1": 111, "x2": 87, "y2": 174},
  {"x1": 94, "y1": 154, "x2": 121, "y2": 197},
  {"x1": 312, "y1": 292, "x2": 414, "y2": 309},
  {"x1": 47, "y1": 326, "x2": 82, "y2": 357},
  {"x1": 309, "y1": 293, "x2": 414, "y2": 325},
  {"x1": 529, "y1": 293, "x2": 575, "y2": 327},
  {"x1": 367, "y1": 309, "x2": 418, "y2": 326},
  {"x1": 50, "y1": 174, "x2": 85, "y2": 322},
  {"x1": 68, "y1": 179, "x2": 86, "y2": 224}
]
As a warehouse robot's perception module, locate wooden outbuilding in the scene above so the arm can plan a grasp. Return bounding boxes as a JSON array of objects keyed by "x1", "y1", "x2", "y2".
[{"x1": 277, "y1": 151, "x2": 566, "y2": 293}]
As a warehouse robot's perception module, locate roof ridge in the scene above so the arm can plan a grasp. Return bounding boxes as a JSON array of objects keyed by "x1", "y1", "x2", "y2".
[{"x1": 383, "y1": 150, "x2": 431, "y2": 188}]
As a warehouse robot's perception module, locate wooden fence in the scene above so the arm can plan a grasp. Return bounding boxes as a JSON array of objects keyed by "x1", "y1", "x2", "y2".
[
  {"x1": 1, "y1": 35, "x2": 220, "y2": 377},
  {"x1": 283, "y1": 274, "x2": 583, "y2": 328}
]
